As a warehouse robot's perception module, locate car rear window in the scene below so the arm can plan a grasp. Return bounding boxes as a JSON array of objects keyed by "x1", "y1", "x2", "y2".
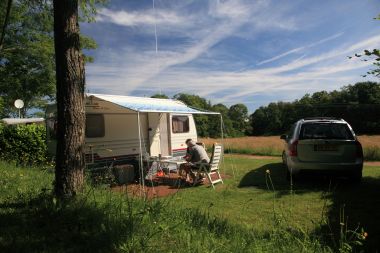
[{"x1": 299, "y1": 123, "x2": 354, "y2": 140}]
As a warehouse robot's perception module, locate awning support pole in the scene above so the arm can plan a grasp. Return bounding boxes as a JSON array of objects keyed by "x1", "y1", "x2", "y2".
[
  {"x1": 220, "y1": 114, "x2": 224, "y2": 142},
  {"x1": 137, "y1": 112, "x2": 145, "y2": 195}
]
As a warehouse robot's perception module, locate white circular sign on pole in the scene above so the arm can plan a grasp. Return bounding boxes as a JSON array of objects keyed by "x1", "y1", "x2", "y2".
[
  {"x1": 14, "y1": 99, "x2": 24, "y2": 118},
  {"x1": 14, "y1": 99, "x2": 24, "y2": 109}
]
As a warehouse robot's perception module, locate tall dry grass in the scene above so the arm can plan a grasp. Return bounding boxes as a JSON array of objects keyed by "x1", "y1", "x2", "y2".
[
  {"x1": 357, "y1": 135, "x2": 380, "y2": 148},
  {"x1": 200, "y1": 136, "x2": 284, "y2": 156},
  {"x1": 200, "y1": 135, "x2": 380, "y2": 160}
]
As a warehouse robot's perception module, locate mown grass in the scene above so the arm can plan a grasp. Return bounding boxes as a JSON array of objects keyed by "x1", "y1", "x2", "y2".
[
  {"x1": 1, "y1": 157, "x2": 380, "y2": 252},
  {"x1": 173, "y1": 155, "x2": 380, "y2": 251},
  {"x1": 201, "y1": 135, "x2": 380, "y2": 160}
]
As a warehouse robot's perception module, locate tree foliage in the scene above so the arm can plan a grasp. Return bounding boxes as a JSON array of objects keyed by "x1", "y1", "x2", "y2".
[
  {"x1": 0, "y1": 123, "x2": 47, "y2": 165},
  {"x1": 174, "y1": 93, "x2": 212, "y2": 137},
  {"x1": 147, "y1": 93, "x2": 249, "y2": 138},
  {"x1": 151, "y1": 94, "x2": 169, "y2": 99},
  {"x1": 250, "y1": 82, "x2": 380, "y2": 135},
  {"x1": 0, "y1": 0, "x2": 55, "y2": 117},
  {"x1": 228, "y1": 103, "x2": 249, "y2": 136},
  {"x1": 0, "y1": 0, "x2": 101, "y2": 117}
]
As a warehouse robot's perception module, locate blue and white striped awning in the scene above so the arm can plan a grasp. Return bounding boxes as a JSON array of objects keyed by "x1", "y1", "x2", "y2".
[{"x1": 87, "y1": 94, "x2": 220, "y2": 115}]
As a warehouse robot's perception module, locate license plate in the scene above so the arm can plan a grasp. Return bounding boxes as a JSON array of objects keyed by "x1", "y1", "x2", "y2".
[{"x1": 314, "y1": 144, "x2": 338, "y2": 151}]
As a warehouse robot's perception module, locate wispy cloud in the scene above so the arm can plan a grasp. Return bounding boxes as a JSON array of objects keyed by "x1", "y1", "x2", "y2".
[
  {"x1": 97, "y1": 8, "x2": 184, "y2": 27},
  {"x1": 257, "y1": 32, "x2": 344, "y2": 66},
  {"x1": 85, "y1": 0, "x2": 380, "y2": 111},
  {"x1": 90, "y1": 0, "x2": 305, "y2": 92}
]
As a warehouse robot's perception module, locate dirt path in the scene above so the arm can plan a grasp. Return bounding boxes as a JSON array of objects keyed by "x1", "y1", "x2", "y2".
[
  {"x1": 365, "y1": 161, "x2": 380, "y2": 166},
  {"x1": 228, "y1": 154, "x2": 380, "y2": 166},
  {"x1": 112, "y1": 173, "x2": 229, "y2": 198}
]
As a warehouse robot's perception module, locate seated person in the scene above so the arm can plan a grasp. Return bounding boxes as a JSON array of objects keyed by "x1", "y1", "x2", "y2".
[{"x1": 180, "y1": 139, "x2": 210, "y2": 183}]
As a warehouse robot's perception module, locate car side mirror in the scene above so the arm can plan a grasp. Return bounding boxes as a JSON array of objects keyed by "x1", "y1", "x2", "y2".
[{"x1": 280, "y1": 134, "x2": 288, "y2": 140}]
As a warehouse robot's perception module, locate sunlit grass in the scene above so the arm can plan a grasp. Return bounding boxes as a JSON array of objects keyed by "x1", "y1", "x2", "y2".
[
  {"x1": 201, "y1": 135, "x2": 380, "y2": 160},
  {"x1": 1, "y1": 156, "x2": 380, "y2": 252}
]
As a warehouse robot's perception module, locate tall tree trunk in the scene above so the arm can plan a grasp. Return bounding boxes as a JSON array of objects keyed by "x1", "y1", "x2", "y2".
[
  {"x1": 53, "y1": 0, "x2": 85, "y2": 198},
  {"x1": 0, "y1": 0, "x2": 13, "y2": 52}
]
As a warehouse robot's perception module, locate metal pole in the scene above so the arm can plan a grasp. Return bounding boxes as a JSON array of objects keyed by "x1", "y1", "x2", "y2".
[
  {"x1": 137, "y1": 112, "x2": 145, "y2": 195},
  {"x1": 220, "y1": 114, "x2": 224, "y2": 142}
]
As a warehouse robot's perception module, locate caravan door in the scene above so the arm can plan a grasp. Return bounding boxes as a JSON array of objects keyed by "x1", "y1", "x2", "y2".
[
  {"x1": 148, "y1": 113, "x2": 170, "y2": 156},
  {"x1": 159, "y1": 114, "x2": 170, "y2": 156}
]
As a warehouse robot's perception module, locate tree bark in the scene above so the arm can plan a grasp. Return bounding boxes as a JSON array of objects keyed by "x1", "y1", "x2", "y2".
[
  {"x1": 0, "y1": 0, "x2": 13, "y2": 52},
  {"x1": 53, "y1": 0, "x2": 85, "y2": 198}
]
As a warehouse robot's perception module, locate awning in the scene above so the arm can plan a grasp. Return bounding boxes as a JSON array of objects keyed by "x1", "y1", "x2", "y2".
[
  {"x1": 1, "y1": 118, "x2": 45, "y2": 125},
  {"x1": 87, "y1": 93, "x2": 220, "y2": 115}
]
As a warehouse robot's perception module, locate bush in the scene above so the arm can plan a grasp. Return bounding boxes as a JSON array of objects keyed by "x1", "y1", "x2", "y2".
[{"x1": 0, "y1": 123, "x2": 47, "y2": 165}]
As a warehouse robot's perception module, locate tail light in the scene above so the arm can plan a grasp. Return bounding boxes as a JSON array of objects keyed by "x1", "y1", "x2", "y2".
[
  {"x1": 289, "y1": 140, "x2": 298, "y2": 157},
  {"x1": 355, "y1": 140, "x2": 363, "y2": 158}
]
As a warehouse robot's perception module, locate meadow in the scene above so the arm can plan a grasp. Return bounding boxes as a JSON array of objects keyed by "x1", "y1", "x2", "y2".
[
  {"x1": 200, "y1": 135, "x2": 380, "y2": 161},
  {"x1": 1, "y1": 155, "x2": 380, "y2": 252}
]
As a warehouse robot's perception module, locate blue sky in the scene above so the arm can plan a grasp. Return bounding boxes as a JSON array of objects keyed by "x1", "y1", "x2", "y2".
[{"x1": 81, "y1": 0, "x2": 380, "y2": 112}]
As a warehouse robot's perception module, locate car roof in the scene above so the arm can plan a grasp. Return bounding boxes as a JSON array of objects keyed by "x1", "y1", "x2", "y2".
[{"x1": 298, "y1": 117, "x2": 347, "y2": 124}]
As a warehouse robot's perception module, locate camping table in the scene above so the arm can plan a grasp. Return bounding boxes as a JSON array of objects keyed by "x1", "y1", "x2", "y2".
[
  {"x1": 145, "y1": 157, "x2": 187, "y2": 181},
  {"x1": 158, "y1": 158, "x2": 187, "y2": 177}
]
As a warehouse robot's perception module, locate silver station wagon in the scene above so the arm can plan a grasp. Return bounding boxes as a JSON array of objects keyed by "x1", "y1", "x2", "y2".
[{"x1": 281, "y1": 117, "x2": 363, "y2": 182}]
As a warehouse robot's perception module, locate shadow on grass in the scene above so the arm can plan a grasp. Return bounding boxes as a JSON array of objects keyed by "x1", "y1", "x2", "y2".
[
  {"x1": 322, "y1": 175, "x2": 380, "y2": 251},
  {"x1": 238, "y1": 162, "x2": 380, "y2": 251},
  {"x1": 238, "y1": 162, "x2": 337, "y2": 195},
  {"x1": 0, "y1": 192, "x2": 130, "y2": 253}
]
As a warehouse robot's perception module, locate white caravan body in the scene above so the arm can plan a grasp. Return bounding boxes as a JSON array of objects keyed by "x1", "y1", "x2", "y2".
[{"x1": 46, "y1": 94, "x2": 218, "y2": 167}]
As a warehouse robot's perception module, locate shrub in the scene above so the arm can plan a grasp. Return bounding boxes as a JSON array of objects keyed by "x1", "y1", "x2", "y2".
[{"x1": 0, "y1": 123, "x2": 47, "y2": 165}]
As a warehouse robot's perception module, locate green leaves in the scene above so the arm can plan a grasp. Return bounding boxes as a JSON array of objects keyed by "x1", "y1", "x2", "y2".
[
  {"x1": 0, "y1": 124, "x2": 47, "y2": 165},
  {"x1": 79, "y1": 0, "x2": 108, "y2": 23},
  {"x1": 250, "y1": 82, "x2": 380, "y2": 135},
  {"x1": 0, "y1": 0, "x2": 55, "y2": 116},
  {"x1": 0, "y1": 0, "x2": 104, "y2": 117}
]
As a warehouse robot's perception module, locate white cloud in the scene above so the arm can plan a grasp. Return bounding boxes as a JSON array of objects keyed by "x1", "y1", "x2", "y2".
[
  {"x1": 90, "y1": 0, "x2": 305, "y2": 92},
  {"x1": 97, "y1": 8, "x2": 184, "y2": 27},
  {"x1": 86, "y1": 1, "x2": 380, "y2": 110},
  {"x1": 257, "y1": 32, "x2": 344, "y2": 66}
]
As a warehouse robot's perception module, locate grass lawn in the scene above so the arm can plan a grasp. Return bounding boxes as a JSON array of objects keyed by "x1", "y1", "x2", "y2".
[
  {"x1": 170, "y1": 155, "x2": 380, "y2": 250},
  {"x1": 171, "y1": 156, "x2": 327, "y2": 232},
  {"x1": 200, "y1": 135, "x2": 380, "y2": 160},
  {"x1": 1, "y1": 156, "x2": 380, "y2": 252}
]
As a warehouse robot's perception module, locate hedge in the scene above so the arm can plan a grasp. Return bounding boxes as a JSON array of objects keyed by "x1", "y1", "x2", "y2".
[{"x1": 0, "y1": 123, "x2": 47, "y2": 165}]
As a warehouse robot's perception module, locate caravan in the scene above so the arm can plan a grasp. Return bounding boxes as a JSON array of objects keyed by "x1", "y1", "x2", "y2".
[{"x1": 46, "y1": 94, "x2": 220, "y2": 168}]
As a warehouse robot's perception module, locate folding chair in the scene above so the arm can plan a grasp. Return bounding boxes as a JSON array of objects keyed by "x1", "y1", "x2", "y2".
[{"x1": 194, "y1": 143, "x2": 223, "y2": 189}]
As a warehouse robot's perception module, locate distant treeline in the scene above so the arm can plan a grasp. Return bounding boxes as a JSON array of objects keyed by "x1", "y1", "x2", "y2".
[
  {"x1": 152, "y1": 93, "x2": 250, "y2": 138},
  {"x1": 154, "y1": 81, "x2": 380, "y2": 137},
  {"x1": 250, "y1": 82, "x2": 380, "y2": 135}
]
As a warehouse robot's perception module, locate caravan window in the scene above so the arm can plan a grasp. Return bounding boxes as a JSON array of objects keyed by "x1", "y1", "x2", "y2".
[
  {"x1": 86, "y1": 114, "x2": 105, "y2": 138},
  {"x1": 172, "y1": 115, "x2": 189, "y2": 133}
]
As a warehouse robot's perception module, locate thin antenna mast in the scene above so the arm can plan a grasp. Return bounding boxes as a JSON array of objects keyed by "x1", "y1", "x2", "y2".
[{"x1": 153, "y1": 0, "x2": 161, "y2": 95}]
